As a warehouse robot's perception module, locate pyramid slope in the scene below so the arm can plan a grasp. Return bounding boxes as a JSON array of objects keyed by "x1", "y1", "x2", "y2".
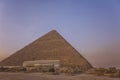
[{"x1": 0, "y1": 30, "x2": 92, "y2": 70}]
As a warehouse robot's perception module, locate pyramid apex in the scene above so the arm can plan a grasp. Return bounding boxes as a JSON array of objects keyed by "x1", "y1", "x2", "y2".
[
  {"x1": 50, "y1": 30, "x2": 58, "y2": 33},
  {"x1": 47, "y1": 30, "x2": 60, "y2": 35}
]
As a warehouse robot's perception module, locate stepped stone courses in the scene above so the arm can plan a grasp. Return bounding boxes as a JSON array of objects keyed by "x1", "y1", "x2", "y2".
[{"x1": 0, "y1": 30, "x2": 92, "y2": 71}]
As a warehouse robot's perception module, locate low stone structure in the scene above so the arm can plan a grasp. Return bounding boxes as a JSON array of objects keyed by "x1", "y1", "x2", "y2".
[{"x1": 23, "y1": 60, "x2": 60, "y2": 72}]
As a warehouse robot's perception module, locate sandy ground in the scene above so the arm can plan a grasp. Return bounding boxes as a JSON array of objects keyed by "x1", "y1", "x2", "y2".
[{"x1": 0, "y1": 72, "x2": 119, "y2": 80}]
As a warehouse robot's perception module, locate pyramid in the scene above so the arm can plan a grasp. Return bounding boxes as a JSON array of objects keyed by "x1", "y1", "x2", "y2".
[{"x1": 0, "y1": 30, "x2": 92, "y2": 70}]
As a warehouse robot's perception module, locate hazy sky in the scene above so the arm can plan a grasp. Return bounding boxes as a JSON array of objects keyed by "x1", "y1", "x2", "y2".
[{"x1": 0, "y1": 0, "x2": 120, "y2": 67}]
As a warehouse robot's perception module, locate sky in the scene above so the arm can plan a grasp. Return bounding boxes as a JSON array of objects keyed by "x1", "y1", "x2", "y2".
[{"x1": 0, "y1": 0, "x2": 120, "y2": 67}]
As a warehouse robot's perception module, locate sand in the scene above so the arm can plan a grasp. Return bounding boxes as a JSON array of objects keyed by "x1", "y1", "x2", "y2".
[{"x1": 0, "y1": 72, "x2": 119, "y2": 80}]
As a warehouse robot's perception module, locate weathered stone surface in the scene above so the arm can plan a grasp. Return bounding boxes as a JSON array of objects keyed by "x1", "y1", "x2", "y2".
[{"x1": 0, "y1": 30, "x2": 92, "y2": 71}]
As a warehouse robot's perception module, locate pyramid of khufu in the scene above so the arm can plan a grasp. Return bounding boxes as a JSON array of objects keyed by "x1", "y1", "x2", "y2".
[{"x1": 0, "y1": 30, "x2": 92, "y2": 71}]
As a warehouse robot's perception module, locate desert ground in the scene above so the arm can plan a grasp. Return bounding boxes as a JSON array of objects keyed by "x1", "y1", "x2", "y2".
[{"x1": 0, "y1": 72, "x2": 119, "y2": 80}]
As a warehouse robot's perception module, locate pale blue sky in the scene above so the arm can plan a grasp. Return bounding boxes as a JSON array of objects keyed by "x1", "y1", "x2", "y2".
[{"x1": 0, "y1": 0, "x2": 120, "y2": 67}]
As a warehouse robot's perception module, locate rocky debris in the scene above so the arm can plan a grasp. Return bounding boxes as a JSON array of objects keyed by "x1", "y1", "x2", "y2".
[
  {"x1": 0, "y1": 66, "x2": 26, "y2": 72},
  {"x1": 86, "y1": 67, "x2": 120, "y2": 78}
]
